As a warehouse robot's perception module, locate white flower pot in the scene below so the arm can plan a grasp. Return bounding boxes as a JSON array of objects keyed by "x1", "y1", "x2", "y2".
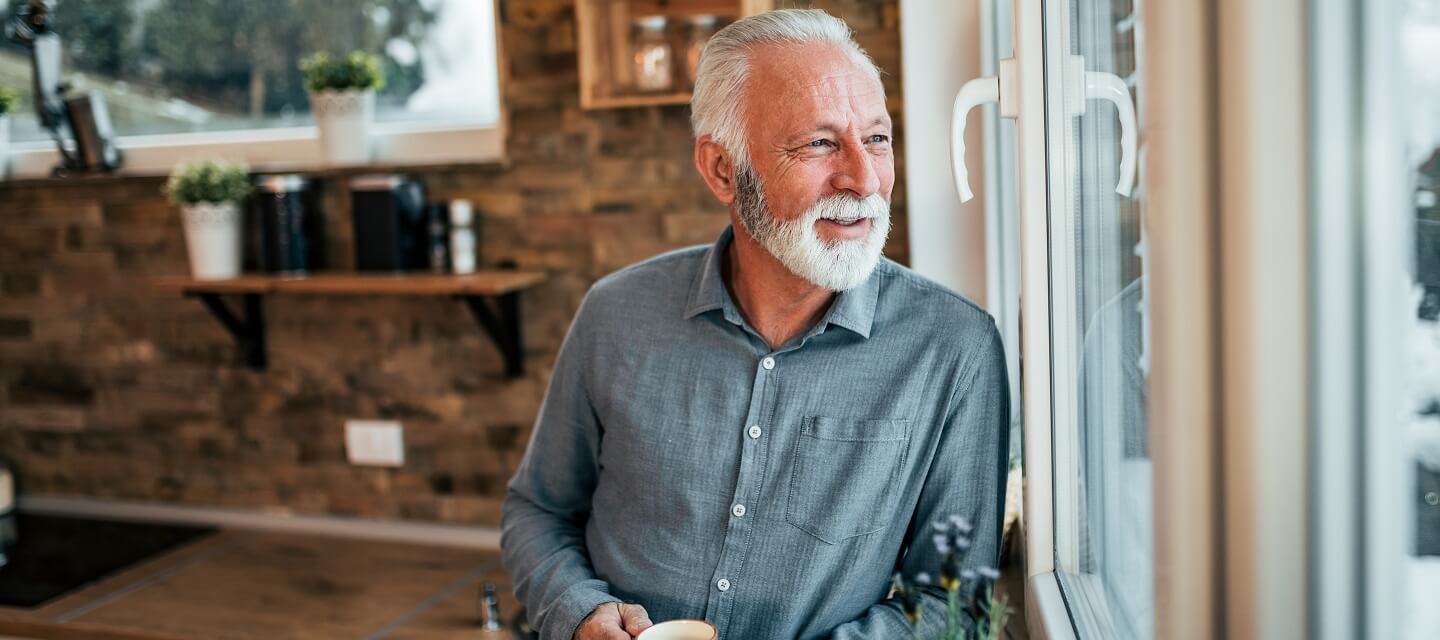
[
  {"x1": 309, "y1": 89, "x2": 375, "y2": 166},
  {"x1": 181, "y1": 202, "x2": 243, "y2": 280},
  {"x1": 0, "y1": 115, "x2": 10, "y2": 178}
]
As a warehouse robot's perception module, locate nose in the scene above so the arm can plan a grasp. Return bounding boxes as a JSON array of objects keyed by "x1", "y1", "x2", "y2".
[{"x1": 830, "y1": 141, "x2": 881, "y2": 199}]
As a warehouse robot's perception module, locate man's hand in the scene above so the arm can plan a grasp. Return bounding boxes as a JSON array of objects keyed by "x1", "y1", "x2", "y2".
[{"x1": 575, "y1": 602, "x2": 653, "y2": 639}]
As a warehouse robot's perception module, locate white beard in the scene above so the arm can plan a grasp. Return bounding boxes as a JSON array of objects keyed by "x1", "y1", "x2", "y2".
[{"x1": 733, "y1": 167, "x2": 891, "y2": 291}]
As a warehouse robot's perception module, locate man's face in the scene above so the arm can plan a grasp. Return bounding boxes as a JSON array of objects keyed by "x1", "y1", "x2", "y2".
[{"x1": 734, "y1": 41, "x2": 895, "y2": 291}]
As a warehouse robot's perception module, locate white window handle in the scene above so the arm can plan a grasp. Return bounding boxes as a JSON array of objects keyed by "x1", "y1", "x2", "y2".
[
  {"x1": 950, "y1": 77, "x2": 997, "y2": 203},
  {"x1": 951, "y1": 57, "x2": 1134, "y2": 202},
  {"x1": 951, "y1": 60, "x2": 1017, "y2": 203},
  {"x1": 1067, "y1": 55, "x2": 1137, "y2": 197}
]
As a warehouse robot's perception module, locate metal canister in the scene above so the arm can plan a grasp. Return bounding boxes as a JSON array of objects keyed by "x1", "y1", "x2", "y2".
[{"x1": 254, "y1": 175, "x2": 324, "y2": 274}]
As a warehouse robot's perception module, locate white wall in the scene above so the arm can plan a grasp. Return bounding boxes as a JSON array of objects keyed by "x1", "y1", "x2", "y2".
[{"x1": 899, "y1": 0, "x2": 988, "y2": 302}]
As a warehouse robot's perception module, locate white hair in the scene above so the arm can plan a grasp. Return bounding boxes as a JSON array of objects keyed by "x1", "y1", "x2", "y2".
[{"x1": 690, "y1": 9, "x2": 883, "y2": 169}]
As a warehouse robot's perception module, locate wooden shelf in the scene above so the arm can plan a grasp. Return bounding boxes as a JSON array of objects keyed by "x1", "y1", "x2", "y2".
[
  {"x1": 152, "y1": 272, "x2": 547, "y2": 296},
  {"x1": 584, "y1": 92, "x2": 694, "y2": 110},
  {"x1": 153, "y1": 272, "x2": 545, "y2": 376}
]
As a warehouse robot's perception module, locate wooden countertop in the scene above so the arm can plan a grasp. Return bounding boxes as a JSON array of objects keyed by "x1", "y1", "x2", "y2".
[{"x1": 0, "y1": 529, "x2": 510, "y2": 639}]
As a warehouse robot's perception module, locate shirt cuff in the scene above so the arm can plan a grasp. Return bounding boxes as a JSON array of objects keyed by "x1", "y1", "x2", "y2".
[{"x1": 543, "y1": 582, "x2": 623, "y2": 640}]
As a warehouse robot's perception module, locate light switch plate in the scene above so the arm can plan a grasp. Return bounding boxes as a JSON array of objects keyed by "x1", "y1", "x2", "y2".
[{"x1": 345, "y1": 420, "x2": 405, "y2": 467}]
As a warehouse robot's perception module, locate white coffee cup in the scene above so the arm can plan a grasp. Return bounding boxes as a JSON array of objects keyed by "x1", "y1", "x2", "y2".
[{"x1": 635, "y1": 619, "x2": 718, "y2": 640}]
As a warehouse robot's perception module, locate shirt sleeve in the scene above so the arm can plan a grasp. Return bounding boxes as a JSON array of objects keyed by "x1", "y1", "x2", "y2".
[
  {"x1": 829, "y1": 321, "x2": 1012, "y2": 639},
  {"x1": 501, "y1": 294, "x2": 621, "y2": 640}
]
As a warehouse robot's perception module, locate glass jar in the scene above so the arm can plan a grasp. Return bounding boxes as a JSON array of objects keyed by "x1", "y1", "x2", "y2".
[
  {"x1": 686, "y1": 15, "x2": 720, "y2": 87},
  {"x1": 631, "y1": 16, "x2": 673, "y2": 92}
]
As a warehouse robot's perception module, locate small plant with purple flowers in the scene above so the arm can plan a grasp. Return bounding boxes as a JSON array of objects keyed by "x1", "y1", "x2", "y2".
[{"x1": 892, "y1": 515, "x2": 1011, "y2": 640}]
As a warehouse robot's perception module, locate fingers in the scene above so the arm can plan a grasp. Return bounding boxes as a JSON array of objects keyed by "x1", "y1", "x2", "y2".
[
  {"x1": 576, "y1": 604, "x2": 630, "y2": 640},
  {"x1": 600, "y1": 627, "x2": 632, "y2": 640},
  {"x1": 619, "y1": 604, "x2": 654, "y2": 637}
]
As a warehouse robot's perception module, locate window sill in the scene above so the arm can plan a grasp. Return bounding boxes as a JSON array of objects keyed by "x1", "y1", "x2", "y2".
[
  {"x1": 1026, "y1": 572, "x2": 1079, "y2": 640},
  {"x1": 2, "y1": 121, "x2": 506, "y2": 182}
]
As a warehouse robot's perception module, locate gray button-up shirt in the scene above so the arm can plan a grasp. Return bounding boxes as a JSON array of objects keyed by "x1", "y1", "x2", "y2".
[{"x1": 502, "y1": 227, "x2": 1009, "y2": 640}]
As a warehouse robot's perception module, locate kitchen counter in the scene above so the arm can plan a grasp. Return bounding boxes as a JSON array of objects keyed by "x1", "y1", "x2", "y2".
[{"x1": 0, "y1": 528, "x2": 513, "y2": 639}]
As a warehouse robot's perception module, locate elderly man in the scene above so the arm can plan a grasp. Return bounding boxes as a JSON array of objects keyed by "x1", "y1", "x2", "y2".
[{"x1": 501, "y1": 9, "x2": 1009, "y2": 640}]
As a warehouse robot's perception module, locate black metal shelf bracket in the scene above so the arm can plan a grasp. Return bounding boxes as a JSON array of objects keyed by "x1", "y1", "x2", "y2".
[
  {"x1": 180, "y1": 285, "x2": 526, "y2": 377},
  {"x1": 190, "y1": 292, "x2": 266, "y2": 370},
  {"x1": 461, "y1": 292, "x2": 525, "y2": 377}
]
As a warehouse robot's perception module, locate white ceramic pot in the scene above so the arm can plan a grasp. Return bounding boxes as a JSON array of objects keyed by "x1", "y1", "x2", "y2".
[
  {"x1": 309, "y1": 89, "x2": 375, "y2": 166},
  {"x1": 180, "y1": 201, "x2": 243, "y2": 280},
  {"x1": 0, "y1": 114, "x2": 10, "y2": 178}
]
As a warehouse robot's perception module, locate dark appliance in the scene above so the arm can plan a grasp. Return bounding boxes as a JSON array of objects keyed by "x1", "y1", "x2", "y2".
[
  {"x1": 0, "y1": 513, "x2": 214, "y2": 608},
  {"x1": 350, "y1": 175, "x2": 429, "y2": 271},
  {"x1": 254, "y1": 175, "x2": 324, "y2": 274}
]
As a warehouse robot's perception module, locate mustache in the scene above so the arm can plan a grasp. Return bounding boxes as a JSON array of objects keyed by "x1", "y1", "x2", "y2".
[
  {"x1": 808, "y1": 193, "x2": 890, "y2": 222},
  {"x1": 732, "y1": 164, "x2": 890, "y2": 233}
]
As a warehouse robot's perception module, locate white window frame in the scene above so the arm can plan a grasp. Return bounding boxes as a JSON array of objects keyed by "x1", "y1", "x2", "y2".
[
  {"x1": 1352, "y1": 0, "x2": 1413, "y2": 634},
  {"x1": 2, "y1": 0, "x2": 506, "y2": 179},
  {"x1": 1002, "y1": 0, "x2": 1072, "y2": 635},
  {"x1": 980, "y1": 0, "x2": 1023, "y2": 437},
  {"x1": 1311, "y1": 0, "x2": 1413, "y2": 637},
  {"x1": 998, "y1": 0, "x2": 1225, "y2": 637},
  {"x1": 1037, "y1": 0, "x2": 1147, "y2": 635}
]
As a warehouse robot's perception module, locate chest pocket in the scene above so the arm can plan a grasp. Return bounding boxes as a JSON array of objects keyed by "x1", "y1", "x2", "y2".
[{"x1": 785, "y1": 416, "x2": 911, "y2": 544}]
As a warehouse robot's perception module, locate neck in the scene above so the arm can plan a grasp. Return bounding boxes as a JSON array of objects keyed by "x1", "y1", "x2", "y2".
[{"x1": 723, "y1": 219, "x2": 836, "y2": 351}]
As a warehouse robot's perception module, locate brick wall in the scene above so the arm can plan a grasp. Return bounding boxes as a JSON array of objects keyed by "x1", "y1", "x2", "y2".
[{"x1": 0, "y1": 0, "x2": 907, "y2": 525}]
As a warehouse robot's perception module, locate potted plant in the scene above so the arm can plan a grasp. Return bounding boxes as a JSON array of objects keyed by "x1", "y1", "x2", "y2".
[
  {"x1": 0, "y1": 86, "x2": 17, "y2": 177},
  {"x1": 892, "y1": 515, "x2": 1013, "y2": 640},
  {"x1": 165, "y1": 159, "x2": 252, "y2": 280},
  {"x1": 301, "y1": 51, "x2": 385, "y2": 166}
]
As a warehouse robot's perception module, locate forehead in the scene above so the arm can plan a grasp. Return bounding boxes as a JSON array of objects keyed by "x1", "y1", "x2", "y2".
[{"x1": 744, "y1": 42, "x2": 889, "y2": 134}]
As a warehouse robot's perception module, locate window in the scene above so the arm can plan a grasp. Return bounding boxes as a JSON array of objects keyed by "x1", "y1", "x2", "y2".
[
  {"x1": 1379, "y1": 1, "x2": 1439, "y2": 636},
  {"x1": 974, "y1": 0, "x2": 1157, "y2": 635},
  {"x1": 1404, "y1": 5, "x2": 1440, "y2": 637},
  {"x1": 1043, "y1": 0, "x2": 1152, "y2": 637},
  {"x1": 1311, "y1": 0, "x2": 1440, "y2": 638},
  {"x1": 0, "y1": 0, "x2": 502, "y2": 176}
]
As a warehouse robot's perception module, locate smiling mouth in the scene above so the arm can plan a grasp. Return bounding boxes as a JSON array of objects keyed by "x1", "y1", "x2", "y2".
[{"x1": 822, "y1": 217, "x2": 867, "y2": 226}]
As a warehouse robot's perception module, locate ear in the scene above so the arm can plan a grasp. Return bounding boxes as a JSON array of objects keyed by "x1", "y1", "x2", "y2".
[{"x1": 694, "y1": 135, "x2": 738, "y2": 206}]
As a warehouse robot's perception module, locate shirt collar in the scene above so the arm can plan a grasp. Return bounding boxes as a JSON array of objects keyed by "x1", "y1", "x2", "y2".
[{"x1": 683, "y1": 225, "x2": 879, "y2": 340}]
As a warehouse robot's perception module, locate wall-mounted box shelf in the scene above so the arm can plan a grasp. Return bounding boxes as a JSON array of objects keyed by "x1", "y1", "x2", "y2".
[{"x1": 576, "y1": 0, "x2": 774, "y2": 109}]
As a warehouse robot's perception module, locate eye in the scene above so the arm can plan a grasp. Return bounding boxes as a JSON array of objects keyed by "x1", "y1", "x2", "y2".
[
  {"x1": 867, "y1": 134, "x2": 890, "y2": 144},
  {"x1": 807, "y1": 139, "x2": 831, "y2": 148}
]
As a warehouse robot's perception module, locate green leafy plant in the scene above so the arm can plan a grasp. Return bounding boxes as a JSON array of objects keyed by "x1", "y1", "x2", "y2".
[
  {"x1": 164, "y1": 159, "x2": 252, "y2": 205},
  {"x1": 300, "y1": 51, "x2": 386, "y2": 93},
  {"x1": 893, "y1": 515, "x2": 1012, "y2": 640},
  {"x1": 0, "y1": 87, "x2": 18, "y2": 116}
]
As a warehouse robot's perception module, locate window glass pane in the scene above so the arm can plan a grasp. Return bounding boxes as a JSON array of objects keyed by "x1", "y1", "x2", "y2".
[
  {"x1": 0, "y1": 0, "x2": 499, "y2": 144},
  {"x1": 1049, "y1": 0, "x2": 1153, "y2": 637},
  {"x1": 1405, "y1": 1, "x2": 1440, "y2": 637}
]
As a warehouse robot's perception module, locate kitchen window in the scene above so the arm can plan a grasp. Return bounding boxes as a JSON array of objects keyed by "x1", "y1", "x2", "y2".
[
  {"x1": 0, "y1": 0, "x2": 503, "y2": 177},
  {"x1": 968, "y1": 0, "x2": 1215, "y2": 636},
  {"x1": 1312, "y1": 0, "x2": 1440, "y2": 638},
  {"x1": 1043, "y1": 0, "x2": 1153, "y2": 637}
]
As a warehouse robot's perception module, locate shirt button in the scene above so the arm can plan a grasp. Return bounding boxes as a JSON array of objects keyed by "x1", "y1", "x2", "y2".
[
  {"x1": 732, "y1": 504, "x2": 747, "y2": 517},
  {"x1": 761, "y1": 356, "x2": 776, "y2": 370},
  {"x1": 748, "y1": 425, "x2": 762, "y2": 439},
  {"x1": 1426, "y1": 491, "x2": 1440, "y2": 506},
  {"x1": 717, "y1": 578, "x2": 731, "y2": 592}
]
